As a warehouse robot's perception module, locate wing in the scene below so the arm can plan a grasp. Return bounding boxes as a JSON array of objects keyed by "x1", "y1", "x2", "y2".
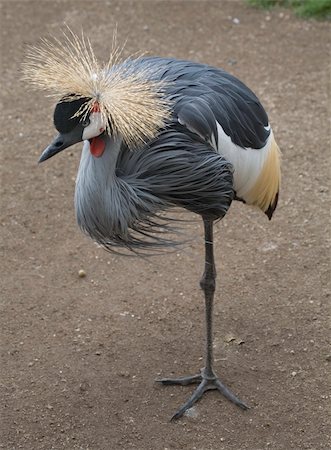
[
  {"x1": 117, "y1": 129, "x2": 234, "y2": 221},
  {"x1": 138, "y1": 57, "x2": 280, "y2": 218},
  {"x1": 139, "y1": 56, "x2": 270, "y2": 150}
]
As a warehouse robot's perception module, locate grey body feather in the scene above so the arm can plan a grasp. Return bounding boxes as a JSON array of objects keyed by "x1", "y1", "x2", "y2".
[
  {"x1": 75, "y1": 57, "x2": 270, "y2": 252},
  {"x1": 75, "y1": 131, "x2": 233, "y2": 252},
  {"x1": 134, "y1": 57, "x2": 270, "y2": 149}
]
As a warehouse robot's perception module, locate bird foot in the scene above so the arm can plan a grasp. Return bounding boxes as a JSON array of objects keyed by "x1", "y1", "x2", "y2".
[{"x1": 156, "y1": 368, "x2": 249, "y2": 420}]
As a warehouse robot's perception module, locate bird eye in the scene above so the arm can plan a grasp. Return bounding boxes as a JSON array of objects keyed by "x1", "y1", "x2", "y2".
[{"x1": 82, "y1": 117, "x2": 90, "y2": 127}]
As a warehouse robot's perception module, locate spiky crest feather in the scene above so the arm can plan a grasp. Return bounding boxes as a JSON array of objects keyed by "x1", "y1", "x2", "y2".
[{"x1": 22, "y1": 29, "x2": 172, "y2": 147}]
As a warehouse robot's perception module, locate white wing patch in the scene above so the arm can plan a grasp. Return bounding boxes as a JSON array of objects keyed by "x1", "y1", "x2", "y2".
[{"x1": 214, "y1": 121, "x2": 273, "y2": 200}]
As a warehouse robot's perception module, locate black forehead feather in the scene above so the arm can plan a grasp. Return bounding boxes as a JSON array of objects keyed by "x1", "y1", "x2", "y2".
[{"x1": 53, "y1": 97, "x2": 90, "y2": 133}]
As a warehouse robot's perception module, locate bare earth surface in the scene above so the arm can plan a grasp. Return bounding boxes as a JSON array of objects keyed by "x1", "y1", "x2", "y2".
[{"x1": 1, "y1": 1, "x2": 330, "y2": 449}]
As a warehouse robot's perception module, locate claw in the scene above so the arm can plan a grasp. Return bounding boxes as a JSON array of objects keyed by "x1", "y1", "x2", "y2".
[
  {"x1": 170, "y1": 379, "x2": 209, "y2": 420},
  {"x1": 156, "y1": 373, "x2": 202, "y2": 386},
  {"x1": 214, "y1": 378, "x2": 249, "y2": 410},
  {"x1": 156, "y1": 369, "x2": 249, "y2": 420}
]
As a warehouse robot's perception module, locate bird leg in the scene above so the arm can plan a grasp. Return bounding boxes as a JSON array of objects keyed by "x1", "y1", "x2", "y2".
[{"x1": 157, "y1": 218, "x2": 248, "y2": 420}]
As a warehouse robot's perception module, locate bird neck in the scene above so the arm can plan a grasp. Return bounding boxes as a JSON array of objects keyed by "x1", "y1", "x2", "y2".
[
  {"x1": 74, "y1": 135, "x2": 122, "y2": 237},
  {"x1": 78, "y1": 135, "x2": 121, "y2": 182},
  {"x1": 75, "y1": 136, "x2": 160, "y2": 249}
]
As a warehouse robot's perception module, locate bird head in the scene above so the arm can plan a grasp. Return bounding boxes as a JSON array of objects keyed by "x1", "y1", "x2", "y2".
[
  {"x1": 39, "y1": 97, "x2": 107, "y2": 163},
  {"x1": 23, "y1": 29, "x2": 171, "y2": 162}
]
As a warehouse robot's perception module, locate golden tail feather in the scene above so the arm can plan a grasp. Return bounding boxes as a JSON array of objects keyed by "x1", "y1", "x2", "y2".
[{"x1": 245, "y1": 135, "x2": 281, "y2": 219}]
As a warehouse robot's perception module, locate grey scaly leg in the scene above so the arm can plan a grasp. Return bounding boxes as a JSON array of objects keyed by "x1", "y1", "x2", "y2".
[{"x1": 157, "y1": 218, "x2": 248, "y2": 420}]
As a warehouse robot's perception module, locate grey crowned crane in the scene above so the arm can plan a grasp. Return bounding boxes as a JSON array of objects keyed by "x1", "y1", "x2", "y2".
[{"x1": 23, "y1": 31, "x2": 281, "y2": 420}]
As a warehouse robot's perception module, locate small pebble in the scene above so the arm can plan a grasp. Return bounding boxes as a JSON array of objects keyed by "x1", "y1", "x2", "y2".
[
  {"x1": 184, "y1": 406, "x2": 199, "y2": 418},
  {"x1": 79, "y1": 382, "x2": 89, "y2": 392},
  {"x1": 227, "y1": 58, "x2": 237, "y2": 66},
  {"x1": 225, "y1": 334, "x2": 236, "y2": 343},
  {"x1": 78, "y1": 269, "x2": 86, "y2": 278},
  {"x1": 119, "y1": 371, "x2": 130, "y2": 378},
  {"x1": 291, "y1": 371, "x2": 297, "y2": 377}
]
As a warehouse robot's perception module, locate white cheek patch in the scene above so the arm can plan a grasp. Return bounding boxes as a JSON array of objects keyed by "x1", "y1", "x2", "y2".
[{"x1": 82, "y1": 112, "x2": 106, "y2": 140}]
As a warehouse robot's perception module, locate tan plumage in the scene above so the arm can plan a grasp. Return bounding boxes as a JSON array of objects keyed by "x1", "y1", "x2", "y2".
[
  {"x1": 22, "y1": 29, "x2": 171, "y2": 147},
  {"x1": 245, "y1": 135, "x2": 281, "y2": 213}
]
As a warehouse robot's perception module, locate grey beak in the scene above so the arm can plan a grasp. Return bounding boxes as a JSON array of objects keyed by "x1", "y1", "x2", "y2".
[{"x1": 39, "y1": 128, "x2": 83, "y2": 163}]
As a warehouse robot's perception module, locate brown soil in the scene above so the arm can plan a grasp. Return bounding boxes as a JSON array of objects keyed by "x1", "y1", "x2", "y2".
[{"x1": 1, "y1": 1, "x2": 330, "y2": 449}]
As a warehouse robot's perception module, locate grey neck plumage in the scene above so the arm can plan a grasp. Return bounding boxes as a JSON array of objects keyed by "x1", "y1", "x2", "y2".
[
  {"x1": 74, "y1": 137, "x2": 168, "y2": 252},
  {"x1": 75, "y1": 137, "x2": 120, "y2": 241}
]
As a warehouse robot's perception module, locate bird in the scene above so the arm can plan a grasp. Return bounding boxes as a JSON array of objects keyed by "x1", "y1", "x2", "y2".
[{"x1": 23, "y1": 30, "x2": 281, "y2": 420}]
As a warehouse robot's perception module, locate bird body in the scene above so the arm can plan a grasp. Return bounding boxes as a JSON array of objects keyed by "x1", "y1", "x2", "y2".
[
  {"x1": 75, "y1": 127, "x2": 234, "y2": 250},
  {"x1": 24, "y1": 31, "x2": 281, "y2": 419},
  {"x1": 71, "y1": 56, "x2": 280, "y2": 250},
  {"x1": 136, "y1": 57, "x2": 280, "y2": 216}
]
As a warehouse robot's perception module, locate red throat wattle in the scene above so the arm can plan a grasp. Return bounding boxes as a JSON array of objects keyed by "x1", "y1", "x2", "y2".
[{"x1": 89, "y1": 136, "x2": 106, "y2": 158}]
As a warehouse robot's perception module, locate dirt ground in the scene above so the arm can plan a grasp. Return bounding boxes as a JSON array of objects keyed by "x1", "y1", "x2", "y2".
[{"x1": 1, "y1": 1, "x2": 330, "y2": 449}]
